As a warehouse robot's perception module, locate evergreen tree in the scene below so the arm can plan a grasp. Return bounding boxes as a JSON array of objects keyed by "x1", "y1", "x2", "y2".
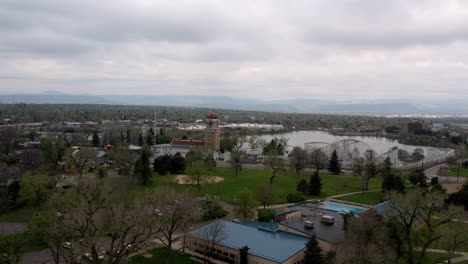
[
  {"x1": 153, "y1": 154, "x2": 172, "y2": 175},
  {"x1": 381, "y1": 156, "x2": 393, "y2": 176},
  {"x1": 134, "y1": 145, "x2": 152, "y2": 185},
  {"x1": 147, "y1": 128, "x2": 155, "y2": 146},
  {"x1": 328, "y1": 150, "x2": 341, "y2": 175},
  {"x1": 92, "y1": 132, "x2": 100, "y2": 147},
  {"x1": 297, "y1": 179, "x2": 308, "y2": 194},
  {"x1": 171, "y1": 153, "x2": 186, "y2": 174},
  {"x1": 120, "y1": 131, "x2": 125, "y2": 145},
  {"x1": 382, "y1": 173, "x2": 405, "y2": 193},
  {"x1": 303, "y1": 234, "x2": 325, "y2": 264},
  {"x1": 138, "y1": 133, "x2": 144, "y2": 146},
  {"x1": 126, "y1": 128, "x2": 132, "y2": 144},
  {"x1": 239, "y1": 246, "x2": 249, "y2": 264},
  {"x1": 309, "y1": 171, "x2": 322, "y2": 196},
  {"x1": 146, "y1": 134, "x2": 154, "y2": 146}
]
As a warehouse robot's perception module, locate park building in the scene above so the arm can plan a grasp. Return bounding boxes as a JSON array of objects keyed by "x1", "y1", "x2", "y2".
[
  {"x1": 189, "y1": 220, "x2": 308, "y2": 264},
  {"x1": 204, "y1": 113, "x2": 221, "y2": 151},
  {"x1": 153, "y1": 113, "x2": 222, "y2": 157}
]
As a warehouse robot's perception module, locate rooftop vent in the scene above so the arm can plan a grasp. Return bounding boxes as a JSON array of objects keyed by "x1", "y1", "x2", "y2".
[
  {"x1": 304, "y1": 220, "x2": 314, "y2": 229},
  {"x1": 320, "y1": 215, "x2": 335, "y2": 224}
]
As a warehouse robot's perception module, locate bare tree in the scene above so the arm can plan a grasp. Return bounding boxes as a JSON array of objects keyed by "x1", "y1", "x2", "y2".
[
  {"x1": 264, "y1": 150, "x2": 286, "y2": 186},
  {"x1": 234, "y1": 189, "x2": 257, "y2": 221},
  {"x1": 289, "y1": 146, "x2": 306, "y2": 176},
  {"x1": 437, "y1": 205, "x2": 468, "y2": 264},
  {"x1": 29, "y1": 177, "x2": 164, "y2": 264},
  {"x1": 256, "y1": 184, "x2": 274, "y2": 209},
  {"x1": 308, "y1": 148, "x2": 328, "y2": 174},
  {"x1": 336, "y1": 210, "x2": 396, "y2": 264},
  {"x1": 186, "y1": 160, "x2": 212, "y2": 192},
  {"x1": 228, "y1": 137, "x2": 246, "y2": 176},
  {"x1": 153, "y1": 187, "x2": 201, "y2": 262},
  {"x1": 109, "y1": 144, "x2": 135, "y2": 176},
  {"x1": 0, "y1": 126, "x2": 18, "y2": 156},
  {"x1": 201, "y1": 221, "x2": 226, "y2": 264},
  {"x1": 385, "y1": 189, "x2": 456, "y2": 264},
  {"x1": 65, "y1": 147, "x2": 97, "y2": 179}
]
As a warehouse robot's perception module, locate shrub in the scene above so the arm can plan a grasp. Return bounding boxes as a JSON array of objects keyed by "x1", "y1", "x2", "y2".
[
  {"x1": 287, "y1": 192, "x2": 305, "y2": 203},
  {"x1": 462, "y1": 161, "x2": 468, "y2": 169},
  {"x1": 430, "y1": 177, "x2": 439, "y2": 185}
]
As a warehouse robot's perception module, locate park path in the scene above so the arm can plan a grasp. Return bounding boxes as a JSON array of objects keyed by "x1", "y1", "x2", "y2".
[
  {"x1": 0, "y1": 222, "x2": 27, "y2": 235},
  {"x1": 425, "y1": 163, "x2": 467, "y2": 184},
  {"x1": 327, "y1": 189, "x2": 382, "y2": 199},
  {"x1": 424, "y1": 248, "x2": 468, "y2": 263}
]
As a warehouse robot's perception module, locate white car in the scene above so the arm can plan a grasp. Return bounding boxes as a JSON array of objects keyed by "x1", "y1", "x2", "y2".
[{"x1": 62, "y1": 242, "x2": 72, "y2": 249}]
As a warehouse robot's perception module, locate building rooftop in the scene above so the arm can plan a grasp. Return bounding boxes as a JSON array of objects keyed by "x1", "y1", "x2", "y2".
[
  {"x1": 191, "y1": 220, "x2": 308, "y2": 263},
  {"x1": 170, "y1": 139, "x2": 205, "y2": 147},
  {"x1": 277, "y1": 202, "x2": 345, "y2": 244}
]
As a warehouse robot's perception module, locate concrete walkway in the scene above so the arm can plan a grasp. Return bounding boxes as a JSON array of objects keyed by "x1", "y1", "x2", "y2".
[
  {"x1": 424, "y1": 248, "x2": 468, "y2": 263},
  {"x1": 327, "y1": 189, "x2": 382, "y2": 199}
]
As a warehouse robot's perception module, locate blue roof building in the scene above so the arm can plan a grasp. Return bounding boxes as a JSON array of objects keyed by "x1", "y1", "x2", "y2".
[{"x1": 190, "y1": 220, "x2": 309, "y2": 264}]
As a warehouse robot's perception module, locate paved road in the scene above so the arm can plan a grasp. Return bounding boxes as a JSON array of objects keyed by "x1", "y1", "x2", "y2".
[{"x1": 425, "y1": 163, "x2": 467, "y2": 184}]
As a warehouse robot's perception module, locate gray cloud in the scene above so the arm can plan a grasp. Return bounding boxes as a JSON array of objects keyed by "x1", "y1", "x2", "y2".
[{"x1": 1, "y1": 0, "x2": 468, "y2": 101}]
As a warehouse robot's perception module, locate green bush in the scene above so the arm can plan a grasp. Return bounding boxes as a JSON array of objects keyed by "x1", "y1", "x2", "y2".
[
  {"x1": 286, "y1": 192, "x2": 305, "y2": 203},
  {"x1": 257, "y1": 209, "x2": 275, "y2": 222}
]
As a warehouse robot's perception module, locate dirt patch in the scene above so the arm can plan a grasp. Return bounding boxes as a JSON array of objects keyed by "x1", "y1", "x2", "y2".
[
  {"x1": 441, "y1": 183, "x2": 464, "y2": 194},
  {"x1": 175, "y1": 174, "x2": 224, "y2": 184},
  {"x1": 142, "y1": 253, "x2": 152, "y2": 259}
]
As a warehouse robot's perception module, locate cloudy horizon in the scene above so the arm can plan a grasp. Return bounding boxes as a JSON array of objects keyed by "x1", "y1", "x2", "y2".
[{"x1": 1, "y1": 1, "x2": 468, "y2": 101}]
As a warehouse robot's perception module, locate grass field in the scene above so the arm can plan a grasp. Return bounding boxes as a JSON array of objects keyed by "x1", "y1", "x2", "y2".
[
  {"x1": 0, "y1": 233, "x2": 47, "y2": 252},
  {"x1": 426, "y1": 221, "x2": 468, "y2": 252},
  {"x1": 130, "y1": 248, "x2": 198, "y2": 264},
  {"x1": 146, "y1": 167, "x2": 382, "y2": 204},
  {"x1": 0, "y1": 206, "x2": 37, "y2": 223},
  {"x1": 447, "y1": 166, "x2": 468, "y2": 177}
]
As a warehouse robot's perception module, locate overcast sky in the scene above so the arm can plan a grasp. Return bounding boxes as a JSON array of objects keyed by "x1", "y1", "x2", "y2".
[{"x1": 1, "y1": 0, "x2": 468, "y2": 101}]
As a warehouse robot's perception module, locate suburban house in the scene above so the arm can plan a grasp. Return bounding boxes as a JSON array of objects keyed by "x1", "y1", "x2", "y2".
[{"x1": 189, "y1": 220, "x2": 309, "y2": 264}]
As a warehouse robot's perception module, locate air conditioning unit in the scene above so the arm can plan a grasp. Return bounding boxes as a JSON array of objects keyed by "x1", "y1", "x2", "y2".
[
  {"x1": 320, "y1": 215, "x2": 334, "y2": 224},
  {"x1": 304, "y1": 221, "x2": 314, "y2": 229}
]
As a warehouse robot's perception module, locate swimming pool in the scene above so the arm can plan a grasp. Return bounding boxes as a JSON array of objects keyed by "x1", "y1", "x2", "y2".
[{"x1": 324, "y1": 202, "x2": 366, "y2": 214}]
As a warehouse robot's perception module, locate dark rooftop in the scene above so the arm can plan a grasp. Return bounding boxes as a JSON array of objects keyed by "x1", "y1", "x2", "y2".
[{"x1": 277, "y1": 202, "x2": 346, "y2": 245}]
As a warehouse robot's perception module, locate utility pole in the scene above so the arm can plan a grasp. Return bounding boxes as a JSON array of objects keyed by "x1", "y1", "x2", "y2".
[{"x1": 154, "y1": 112, "x2": 158, "y2": 144}]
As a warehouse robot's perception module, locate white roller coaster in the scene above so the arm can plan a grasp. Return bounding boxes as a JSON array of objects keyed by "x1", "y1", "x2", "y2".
[{"x1": 305, "y1": 139, "x2": 455, "y2": 169}]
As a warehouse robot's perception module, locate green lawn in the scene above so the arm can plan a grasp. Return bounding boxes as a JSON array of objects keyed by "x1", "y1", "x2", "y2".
[
  {"x1": 130, "y1": 248, "x2": 198, "y2": 264},
  {"x1": 0, "y1": 233, "x2": 47, "y2": 252},
  {"x1": 447, "y1": 166, "x2": 468, "y2": 177},
  {"x1": 335, "y1": 186, "x2": 417, "y2": 206},
  {"x1": 0, "y1": 206, "x2": 37, "y2": 223},
  {"x1": 146, "y1": 167, "x2": 382, "y2": 204},
  {"x1": 335, "y1": 191, "x2": 384, "y2": 205},
  {"x1": 427, "y1": 221, "x2": 468, "y2": 252}
]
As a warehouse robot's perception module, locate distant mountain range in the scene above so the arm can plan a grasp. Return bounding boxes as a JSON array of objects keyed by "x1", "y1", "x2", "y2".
[{"x1": 1, "y1": 91, "x2": 467, "y2": 115}]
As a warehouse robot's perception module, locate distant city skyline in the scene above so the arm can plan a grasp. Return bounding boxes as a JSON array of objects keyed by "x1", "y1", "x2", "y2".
[{"x1": 1, "y1": 1, "x2": 468, "y2": 101}]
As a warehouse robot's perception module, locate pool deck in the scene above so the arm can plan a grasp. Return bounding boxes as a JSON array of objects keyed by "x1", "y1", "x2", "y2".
[{"x1": 322, "y1": 198, "x2": 373, "y2": 209}]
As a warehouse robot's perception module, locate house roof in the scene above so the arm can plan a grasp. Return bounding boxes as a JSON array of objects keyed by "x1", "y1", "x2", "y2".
[
  {"x1": 191, "y1": 220, "x2": 308, "y2": 263},
  {"x1": 171, "y1": 139, "x2": 205, "y2": 147}
]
